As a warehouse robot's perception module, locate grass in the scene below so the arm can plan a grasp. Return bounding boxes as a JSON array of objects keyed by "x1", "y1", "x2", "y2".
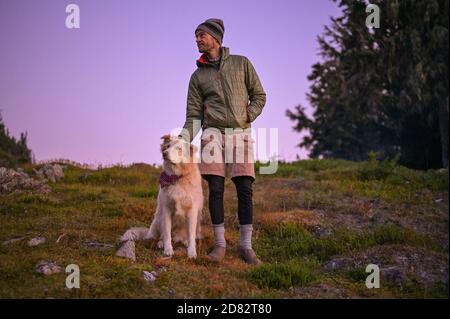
[
  {"x1": 246, "y1": 258, "x2": 321, "y2": 289},
  {"x1": 346, "y1": 267, "x2": 367, "y2": 282},
  {"x1": 0, "y1": 159, "x2": 448, "y2": 298},
  {"x1": 255, "y1": 223, "x2": 441, "y2": 263}
]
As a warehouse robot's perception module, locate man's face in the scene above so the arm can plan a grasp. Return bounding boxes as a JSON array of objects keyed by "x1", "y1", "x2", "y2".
[{"x1": 195, "y1": 30, "x2": 218, "y2": 53}]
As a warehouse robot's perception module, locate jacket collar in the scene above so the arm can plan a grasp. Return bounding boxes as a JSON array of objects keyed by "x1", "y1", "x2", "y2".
[{"x1": 196, "y1": 46, "x2": 230, "y2": 68}]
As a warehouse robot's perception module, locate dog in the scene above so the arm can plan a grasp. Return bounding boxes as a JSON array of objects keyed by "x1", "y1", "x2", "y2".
[{"x1": 145, "y1": 134, "x2": 203, "y2": 259}]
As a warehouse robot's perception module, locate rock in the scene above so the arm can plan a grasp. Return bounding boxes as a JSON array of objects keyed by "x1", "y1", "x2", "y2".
[
  {"x1": 83, "y1": 241, "x2": 114, "y2": 249},
  {"x1": 36, "y1": 164, "x2": 64, "y2": 182},
  {"x1": 142, "y1": 266, "x2": 167, "y2": 284},
  {"x1": 115, "y1": 241, "x2": 136, "y2": 261},
  {"x1": 143, "y1": 271, "x2": 157, "y2": 283},
  {"x1": 119, "y1": 227, "x2": 150, "y2": 242},
  {"x1": 0, "y1": 167, "x2": 51, "y2": 195},
  {"x1": 311, "y1": 225, "x2": 333, "y2": 238},
  {"x1": 27, "y1": 237, "x2": 46, "y2": 246},
  {"x1": 35, "y1": 261, "x2": 62, "y2": 275}
]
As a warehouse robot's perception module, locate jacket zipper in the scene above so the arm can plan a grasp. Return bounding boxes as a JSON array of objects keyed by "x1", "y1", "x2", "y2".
[{"x1": 217, "y1": 66, "x2": 230, "y2": 128}]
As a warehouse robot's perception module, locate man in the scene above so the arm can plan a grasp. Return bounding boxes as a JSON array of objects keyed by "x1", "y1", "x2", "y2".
[{"x1": 179, "y1": 18, "x2": 266, "y2": 265}]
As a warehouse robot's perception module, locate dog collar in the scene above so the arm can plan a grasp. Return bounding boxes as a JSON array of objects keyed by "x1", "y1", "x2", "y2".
[{"x1": 159, "y1": 171, "x2": 181, "y2": 188}]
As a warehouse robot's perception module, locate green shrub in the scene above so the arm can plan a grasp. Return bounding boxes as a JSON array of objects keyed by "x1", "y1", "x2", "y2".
[{"x1": 357, "y1": 151, "x2": 401, "y2": 181}]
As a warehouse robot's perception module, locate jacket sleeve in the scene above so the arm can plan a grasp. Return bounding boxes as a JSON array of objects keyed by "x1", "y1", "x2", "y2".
[
  {"x1": 245, "y1": 57, "x2": 266, "y2": 122},
  {"x1": 180, "y1": 73, "x2": 203, "y2": 142}
]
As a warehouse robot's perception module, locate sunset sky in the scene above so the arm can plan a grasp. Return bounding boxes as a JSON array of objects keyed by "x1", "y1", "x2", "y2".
[{"x1": 0, "y1": 0, "x2": 341, "y2": 166}]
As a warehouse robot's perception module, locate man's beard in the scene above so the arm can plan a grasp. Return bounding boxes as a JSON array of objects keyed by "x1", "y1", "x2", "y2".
[{"x1": 198, "y1": 44, "x2": 210, "y2": 53}]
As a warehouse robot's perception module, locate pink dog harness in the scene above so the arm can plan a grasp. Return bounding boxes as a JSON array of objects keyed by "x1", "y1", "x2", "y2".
[{"x1": 159, "y1": 171, "x2": 181, "y2": 188}]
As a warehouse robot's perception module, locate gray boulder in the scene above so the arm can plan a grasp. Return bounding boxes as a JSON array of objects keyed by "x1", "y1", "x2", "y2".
[
  {"x1": 36, "y1": 164, "x2": 64, "y2": 182},
  {"x1": 0, "y1": 167, "x2": 51, "y2": 195}
]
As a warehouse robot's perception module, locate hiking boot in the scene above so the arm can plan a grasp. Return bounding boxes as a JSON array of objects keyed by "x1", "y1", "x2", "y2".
[
  {"x1": 238, "y1": 247, "x2": 262, "y2": 265},
  {"x1": 207, "y1": 245, "x2": 226, "y2": 263}
]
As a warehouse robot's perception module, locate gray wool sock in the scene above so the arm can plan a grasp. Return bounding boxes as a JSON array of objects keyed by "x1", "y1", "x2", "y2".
[
  {"x1": 213, "y1": 223, "x2": 226, "y2": 247},
  {"x1": 239, "y1": 224, "x2": 253, "y2": 250}
]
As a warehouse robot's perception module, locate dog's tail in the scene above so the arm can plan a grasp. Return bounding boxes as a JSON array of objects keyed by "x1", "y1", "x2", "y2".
[{"x1": 119, "y1": 227, "x2": 149, "y2": 242}]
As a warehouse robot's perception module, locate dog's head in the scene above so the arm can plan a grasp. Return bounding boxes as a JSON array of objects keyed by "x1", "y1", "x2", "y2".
[{"x1": 160, "y1": 134, "x2": 198, "y2": 172}]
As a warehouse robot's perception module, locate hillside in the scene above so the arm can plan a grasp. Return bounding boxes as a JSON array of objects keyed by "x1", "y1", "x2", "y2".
[{"x1": 0, "y1": 159, "x2": 448, "y2": 298}]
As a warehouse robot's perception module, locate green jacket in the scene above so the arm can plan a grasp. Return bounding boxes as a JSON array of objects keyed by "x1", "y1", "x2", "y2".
[{"x1": 181, "y1": 46, "x2": 266, "y2": 142}]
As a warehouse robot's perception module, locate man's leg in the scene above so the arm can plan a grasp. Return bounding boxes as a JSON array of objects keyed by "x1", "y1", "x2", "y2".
[
  {"x1": 203, "y1": 174, "x2": 226, "y2": 262},
  {"x1": 232, "y1": 176, "x2": 261, "y2": 265}
]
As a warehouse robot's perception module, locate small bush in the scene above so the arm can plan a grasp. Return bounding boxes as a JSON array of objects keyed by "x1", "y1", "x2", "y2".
[{"x1": 357, "y1": 151, "x2": 401, "y2": 181}]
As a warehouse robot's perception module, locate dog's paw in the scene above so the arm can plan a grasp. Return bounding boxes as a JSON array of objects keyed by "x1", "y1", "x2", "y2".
[
  {"x1": 164, "y1": 246, "x2": 174, "y2": 257},
  {"x1": 187, "y1": 246, "x2": 197, "y2": 259},
  {"x1": 157, "y1": 240, "x2": 164, "y2": 249}
]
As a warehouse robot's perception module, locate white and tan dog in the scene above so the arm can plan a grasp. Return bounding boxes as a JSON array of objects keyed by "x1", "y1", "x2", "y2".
[{"x1": 146, "y1": 134, "x2": 203, "y2": 259}]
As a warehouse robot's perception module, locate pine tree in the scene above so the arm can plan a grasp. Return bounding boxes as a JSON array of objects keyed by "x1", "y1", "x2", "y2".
[
  {"x1": 0, "y1": 112, "x2": 33, "y2": 167},
  {"x1": 287, "y1": 0, "x2": 448, "y2": 169}
]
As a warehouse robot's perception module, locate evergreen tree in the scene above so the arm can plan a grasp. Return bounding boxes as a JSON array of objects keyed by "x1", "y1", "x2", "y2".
[
  {"x1": 0, "y1": 112, "x2": 33, "y2": 167},
  {"x1": 287, "y1": 0, "x2": 448, "y2": 169}
]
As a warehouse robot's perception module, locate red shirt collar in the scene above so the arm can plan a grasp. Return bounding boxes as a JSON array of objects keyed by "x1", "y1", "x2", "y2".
[{"x1": 197, "y1": 53, "x2": 212, "y2": 65}]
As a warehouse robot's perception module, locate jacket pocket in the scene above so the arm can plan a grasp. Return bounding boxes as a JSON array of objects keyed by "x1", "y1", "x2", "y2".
[{"x1": 234, "y1": 98, "x2": 251, "y2": 127}]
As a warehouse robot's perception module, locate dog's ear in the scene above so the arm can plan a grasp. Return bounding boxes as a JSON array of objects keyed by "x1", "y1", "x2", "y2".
[{"x1": 160, "y1": 134, "x2": 171, "y2": 142}]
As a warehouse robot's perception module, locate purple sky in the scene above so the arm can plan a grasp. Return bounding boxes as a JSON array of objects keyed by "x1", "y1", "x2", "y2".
[{"x1": 0, "y1": 0, "x2": 341, "y2": 166}]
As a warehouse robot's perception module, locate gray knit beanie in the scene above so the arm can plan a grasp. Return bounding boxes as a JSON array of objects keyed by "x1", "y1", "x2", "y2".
[{"x1": 195, "y1": 18, "x2": 225, "y2": 44}]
